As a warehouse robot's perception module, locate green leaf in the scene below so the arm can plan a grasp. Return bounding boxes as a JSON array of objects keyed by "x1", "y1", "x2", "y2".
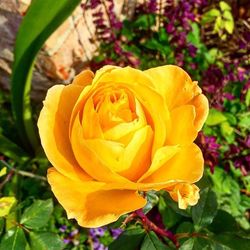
[
  {"x1": 223, "y1": 11, "x2": 234, "y2": 34},
  {"x1": 238, "y1": 113, "x2": 250, "y2": 129},
  {"x1": 0, "y1": 167, "x2": 7, "y2": 177},
  {"x1": 141, "y1": 231, "x2": 168, "y2": 250},
  {"x1": 208, "y1": 210, "x2": 238, "y2": 234},
  {"x1": 205, "y1": 48, "x2": 219, "y2": 64},
  {"x1": 202, "y1": 9, "x2": 220, "y2": 24},
  {"x1": 224, "y1": 113, "x2": 237, "y2": 125},
  {"x1": 20, "y1": 199, "x2": 53, "y2": 229},
  {"x1": 212, "y1": 233, "x2": 250, "y2": 250},
  {"x1": 192, "y1": 188, "x2": 218, "y2": 229},
  {"x1": 0, "y1": 227, "x2": 28, "y2": 250},
  {"x1": 219, "y1": 1, "x2": 231, "y2": 11},
  {"x1": 0, "y1": 197, "x2": 16, "y2": 217},
  {"x1": 0, "y1": 218, "x2": 4, "y2": 236},
  {"x1": 11, "y1": 0, "x2": 81, "y2": 152},
  {"x1": 133, "y1": 14, "x2": 155, "y2": 29},
  {"x1": 29, "y1": 232, "x2": 64, "y2": 250},
  {"x1": 187, "y1": 23, "x2": 201, "y2": 47},
  {"x1": 206, "y1": 108, "x2": 227, "y2": 126},
  {"x1": 179, "y1": 238, "x2": 210, "y2": 250},
  {"x1": 109, "y1": 227, "x2": 146, "y2": 250},
  {"x1": 180, "y1": 237, "x2": 234, "y2": 250},
  {"x1": 220, "y1": 122, "x2": 235, "y2": 143},
  {"x1": 245, "y1": 89, "x2": 250, "y2": 106},
  {"x1": 0, "y1": 133, "x2": 29, "y2": 163},
  {"x1": 214, "y1": 16, "x2": 223, "y2": 34},
  {"x1": 158, "y1": 196, "x2": 181, "y2": 228}
]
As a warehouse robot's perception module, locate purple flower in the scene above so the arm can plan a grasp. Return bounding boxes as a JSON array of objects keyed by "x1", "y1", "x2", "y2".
[
  {"x1": 223, "y1": 93, "x2": 235, "y2": 100},
  {"x1": 59, "y1": 225, "x2": 67, "y2": 233},
  {"x1": 63, "y1": 238, "x2": 71, "y2": 244},
  {"x1": 196, "y1": 133, "x2": 220, "y2": 173},
  {"x1": 148, "y1": 0, "x2": 158, "y2": 13},
  {"x1": 110, "y1": 228, "x2": 123, "y2": 239},
  {"x1": 69, "y1": 229, "x2": 79, "y2": 237},
  {"x1": 187, "y1": 44, "x2": 197, "y2": 57}
]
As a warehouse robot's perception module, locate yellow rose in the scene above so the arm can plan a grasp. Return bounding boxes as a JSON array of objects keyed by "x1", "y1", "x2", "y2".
[{"x1": 38, "y1": 65, "x2": 208, "y2": 228}]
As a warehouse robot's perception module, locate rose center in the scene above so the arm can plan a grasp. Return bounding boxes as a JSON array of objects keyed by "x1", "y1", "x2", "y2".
[{"x1": 93, "y1": 88, "x2": 138, "y2": 132}]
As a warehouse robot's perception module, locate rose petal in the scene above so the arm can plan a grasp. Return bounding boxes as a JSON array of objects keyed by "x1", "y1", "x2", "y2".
[
  {"x1": 142, "y1": 143, "x2": 204, "y2": 183},
  {"x1": 138, "y1": 145, "x2": 180, "y2": 181},
  {"x1": 119, "y1": 125, "x2": 153, "y2": 181},
  {"x1": 72, "y1": 70, "x2": 94, "y2": 86},
  {"x1": 167, "y1": 105, "x2": 197, "y2": 145},
  {"x1": 70, "y1": 112, "x2": 131, "y2": 183},
  {"x1": 48, "y1": 168, "x2": 146, "y2": 228},
  {"x1": 144, "y1": 65, "x2": 202, "y2": 110},
  {"x1": 103, "y1": 99, "x2": 147, "y2": 145},
  {"x1": 188, "y1": 94, "x2": 209, "y2": 131},
  {"x1": 37, "y1": 85, "x2": 91, "y2": 181}
]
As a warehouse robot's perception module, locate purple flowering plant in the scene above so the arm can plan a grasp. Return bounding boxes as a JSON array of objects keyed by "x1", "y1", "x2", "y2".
[{"x1": 0, "y1": 0, "x2": 249, "y2": 249}]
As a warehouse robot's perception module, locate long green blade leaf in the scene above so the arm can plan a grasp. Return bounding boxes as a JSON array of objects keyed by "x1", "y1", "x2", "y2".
[{"x1": 11, "y1": 0, "x2": 81, "y2": 153}]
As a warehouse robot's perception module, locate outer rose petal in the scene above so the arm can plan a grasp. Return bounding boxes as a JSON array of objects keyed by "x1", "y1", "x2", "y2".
[
  {"x1": 188, "y1": 94, "x2": 209, "y2": 131},
  {"x1": 143, "y1": 143, "x2": 203, "y2": 183},
  {"x1": 47, "y1": 168, "x2": 146, "y2": 228},
  {"x1": 72, "y1": 70, "x2": 94, "y2": 86},
  {"x1": 167, "y1": 105, "x2": 197, "y2": 145},
  {"x1": 138, "y1": 145, "x2": 180, "y2": 181},
  {"x1": 37, "y1": 85, "x2": 91, "y2": 182},
  {"x1": 143, "y1": 65, "x2": 202, "y2": 110}
]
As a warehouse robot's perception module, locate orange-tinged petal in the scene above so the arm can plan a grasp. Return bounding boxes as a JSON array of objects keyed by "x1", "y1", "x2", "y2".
[
  {"x1": 82, "y1": 97, "x2": 103, "y2": 139},
  {"x1": 119, "y1": 125, "x2": 153, "y2": 181},
  {"x1": 92, "y1": 65, "x2": 119, "y2": 86},
  {"x1": 188, "y1": 94, "x2": 209, "y2": 131},
  {"x1": 72, "y1": 69, "x2": 94, "y2": 86},
  {"x1": 70, "y1": 112, "x2": 131, "y2": 183},
  {"x1": 37, "y1": 85, "x2": 91, "y2": 182},
  {"x1": 103, "y1": 98, "x2": 147, "y2": 145},
  {"x1": 144, "y1": 65, "x2": 201, "y2": 110},
  {"x1": 138, "y1": 145, "x2": 180, "y2": 181},
  {"x1": 167, "y1": 105, "x2": 197, "y2": 145},
  {"x1": 166, "y1": 183, "x2": 200, "y2": 209},
  {"x1": 47, "y1": 168, "x2": 146, "y2": 228},
  {"x1": 84, "y1": 138, "x2": 125, "y2": 172},
  {"x1": 143, "y1": 143, "x2": 204, "y2": 183}
]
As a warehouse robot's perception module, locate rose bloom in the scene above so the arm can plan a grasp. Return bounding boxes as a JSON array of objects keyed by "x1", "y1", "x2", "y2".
[{"x1": 38, "y1": 65, "x2": 208, "y2": 228}]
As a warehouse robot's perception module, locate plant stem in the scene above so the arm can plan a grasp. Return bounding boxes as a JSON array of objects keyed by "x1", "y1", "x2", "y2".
[
  {"x1": 135, "y1": 209, "x2": 179, "y2": 248},
  {"x1": 0, "y1": 160, "x2": 47, "y2": 181}
]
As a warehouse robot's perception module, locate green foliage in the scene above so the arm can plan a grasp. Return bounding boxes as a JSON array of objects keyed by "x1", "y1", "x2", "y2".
[
  {"x1": 206, "y1": 109, "x2": 227, "y2": 126},
  {"x1": 20, "y1": 199, "x2": 53, "y2": 229},
  {"x1": 202, "y1": 1, "x2": 234, "y2": 39},
  {"x1": 29, "y1": 232, "x2": 64, "y2": 250},
  {"x1": 11, "y1": 0, "x2": 82, "y2": 153},
  {"x1": 0, "y1": 199, "x2": 65, "y2": 250},
  {"x1": 0, "y1": 227, "x2": 28, "y2": 250},
  {"x1": 141, "y1": 231, "x2": 168, "y2": 250},
  {"x1": 191, "y1": 188, "x2": 218, "y2": 229}
]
